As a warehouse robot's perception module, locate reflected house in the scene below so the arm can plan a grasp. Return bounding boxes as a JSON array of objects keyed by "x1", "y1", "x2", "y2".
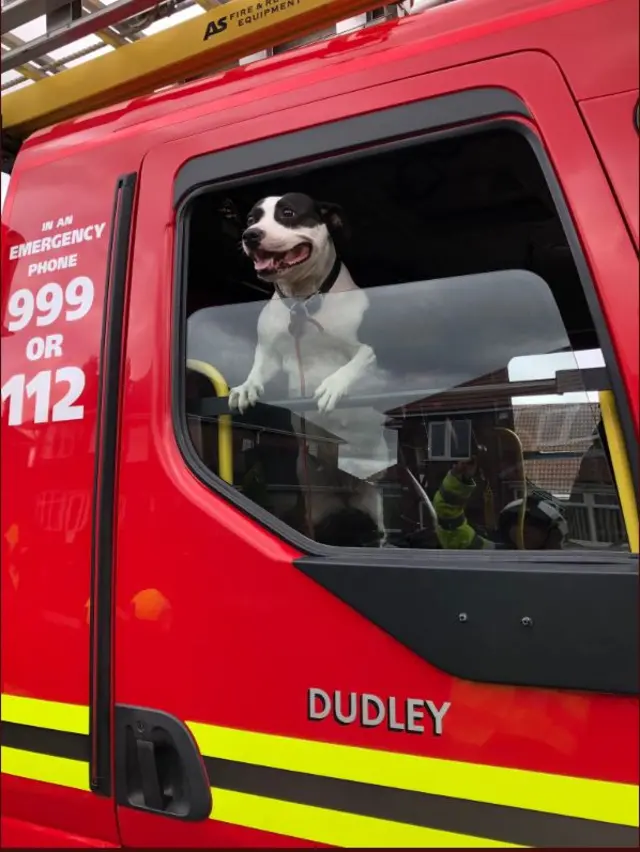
[
  {"x1": 381, "y1": 368, "x2": 520, "y2": 538},
  {"x1": 514, "y1": 402, "x2": 603, "y2": 497},
  {"x1": 514, "y1": 403, "x2": 625, "y2": 546},
  {"x1": 379, "y1": 384, "x2": 623, "y2": 546},
  {"x1": 187, "y1": 363, "x2": 624, "y2": 546}
]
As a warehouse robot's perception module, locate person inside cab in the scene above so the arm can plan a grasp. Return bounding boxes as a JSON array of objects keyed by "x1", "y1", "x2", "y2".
[{"x1": 434, "y1": 457, "x2": 568, "y2": 550}]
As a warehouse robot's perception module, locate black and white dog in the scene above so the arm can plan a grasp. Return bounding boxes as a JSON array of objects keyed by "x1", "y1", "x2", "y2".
[{"x1": 228, "y1": 193, "x2": 389, "y2": 545}]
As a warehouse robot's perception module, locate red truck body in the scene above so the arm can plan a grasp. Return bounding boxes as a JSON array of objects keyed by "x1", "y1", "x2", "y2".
[{"x1": 2, "y1": 0, "x2": 638, "y2": 846}]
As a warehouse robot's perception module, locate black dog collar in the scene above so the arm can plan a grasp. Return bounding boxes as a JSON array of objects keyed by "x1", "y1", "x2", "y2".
[{"x1": 274, "y1": 255, "x2": 342, "y2": 337}]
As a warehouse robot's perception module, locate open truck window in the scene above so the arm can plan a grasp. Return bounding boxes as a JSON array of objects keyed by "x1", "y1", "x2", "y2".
[{"x1": 178, "y1": 125, "x2": 631, "y2": 553}]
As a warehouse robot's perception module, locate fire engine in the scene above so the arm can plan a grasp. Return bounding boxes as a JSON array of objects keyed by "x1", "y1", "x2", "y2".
[{"x1": 1, "y1": 0, "x2": 638, "y2": 846}]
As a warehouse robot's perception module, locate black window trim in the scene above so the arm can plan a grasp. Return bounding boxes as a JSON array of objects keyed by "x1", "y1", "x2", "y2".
[
  {"x1": 172, "y1": 86, "x2": 638, "y2": 565},
  {"x1": 90, "y1": 171, "x2": 138, "y2": 797}
]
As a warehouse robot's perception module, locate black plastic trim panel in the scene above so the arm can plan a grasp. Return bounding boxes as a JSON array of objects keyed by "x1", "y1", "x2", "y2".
[
  {"x1": 296, "y1": 551, "x2": 639, "y2": 694},
  {"x1": 89, "y1": 172, "x2": 137, "y2": 797}
]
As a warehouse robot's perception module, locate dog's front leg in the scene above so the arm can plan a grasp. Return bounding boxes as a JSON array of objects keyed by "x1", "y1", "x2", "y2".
[
  {"x1": 229, "y1": 340, "x2": 279, "y2": 414},
  {"x1": 314, "y1": 343, "x2": 375, "y2": 413}
]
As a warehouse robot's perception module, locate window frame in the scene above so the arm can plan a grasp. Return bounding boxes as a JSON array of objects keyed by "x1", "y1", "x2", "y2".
[
  {"x1": 172, "y1": 88, "x2": 638, "y2": 563},
  {"x1": 428, "y1": 419, "x2": 473, "y2": 462}
]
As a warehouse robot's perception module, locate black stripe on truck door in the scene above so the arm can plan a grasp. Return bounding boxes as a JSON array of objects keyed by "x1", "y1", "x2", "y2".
[{"x1": 89, "y1": 172, "x2": 137, "y2": 797}]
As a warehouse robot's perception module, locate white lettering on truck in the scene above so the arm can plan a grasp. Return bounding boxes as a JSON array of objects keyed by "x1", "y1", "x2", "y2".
[
  {"x1": 308, "y1": 688, "x2": 452, "y2": 736},
  {"x1": 3, "y1": 213, "x2": 105, "y2": 426},
  {"x1": 28, "y1": 254, "x2": 78, "y2": 278},
  {"x1": 9, "y1": 223, "x2": 106, "y2": 262}
]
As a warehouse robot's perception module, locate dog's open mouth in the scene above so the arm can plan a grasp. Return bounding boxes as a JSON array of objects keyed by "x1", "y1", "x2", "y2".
[{"x1": 251, "y1": 242, "x2": 311, "y2": 274}]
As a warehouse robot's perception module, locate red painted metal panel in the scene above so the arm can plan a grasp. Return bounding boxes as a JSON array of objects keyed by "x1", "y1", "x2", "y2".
[
  {"x1": 1, "y1": 777, "x2": 120, "y2": 847},
  {"x1": 580, "y1": 89, "x2": 640, "y2": 248}
]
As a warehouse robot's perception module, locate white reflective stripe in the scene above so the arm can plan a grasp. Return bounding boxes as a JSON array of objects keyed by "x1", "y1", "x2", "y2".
[
  {"x1": 502, "y1": 497, "x2": 564, "y2": 528},
  {"x1": 538, "y1": 501, "x2": 563, "y2": 522}
]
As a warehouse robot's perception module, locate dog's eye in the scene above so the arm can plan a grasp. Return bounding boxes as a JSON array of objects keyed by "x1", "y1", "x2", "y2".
[
  {"x1": 246, "y1": 216, "x2": 255, "y2": 226},
  {"x1": 281, "y1": 208, "x2": 295, "y2": 218}
]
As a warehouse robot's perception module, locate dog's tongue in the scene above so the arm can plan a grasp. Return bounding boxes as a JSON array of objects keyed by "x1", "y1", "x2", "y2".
[
  {"x1": 253, "y1": 244, "x2": 310, "y2": 272},
  {"x1": 283, "y1": 244, "x2": 310, "y2": 264},
  {"x1": 253, "y1": 255, "x2": 277, "y2": 272}
]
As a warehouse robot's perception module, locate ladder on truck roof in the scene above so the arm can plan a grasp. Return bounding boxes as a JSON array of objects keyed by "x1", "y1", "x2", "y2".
[{"x1": 0, "y1": 0, "x2": 432, "y2": 154}]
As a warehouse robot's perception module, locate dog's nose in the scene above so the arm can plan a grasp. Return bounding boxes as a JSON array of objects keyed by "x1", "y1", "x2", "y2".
[{"x1": 243, "y1": 228, "x2": 264, "y2": 248}]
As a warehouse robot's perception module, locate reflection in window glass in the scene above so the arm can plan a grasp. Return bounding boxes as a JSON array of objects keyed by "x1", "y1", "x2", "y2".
[
  {"x1": 428, "y1": 422, "x2": 447, "y2": 459},
  {"x1": 428, "y1": 420, "x2": 472, "y2": 460},
  {"x1": 181, "y1": 129, "x2": 630, "y2": 553}
]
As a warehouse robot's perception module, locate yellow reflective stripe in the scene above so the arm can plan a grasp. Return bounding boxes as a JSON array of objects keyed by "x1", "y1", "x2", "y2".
[
  {"x1": 1, "y1": 694, "x2": 89, "y2": 735},
  {"x1": 210, "y1": 788, "x2": 521, "y2": 849},
  {"x1": 2, "y1": 694, "x2": 637, "y2": 834},
  {"x1": 1, "y1": 746, "x2": 89, "y2": 791},
  {"x1": 189, "y1": 722, "x2": 639, "y2": 828}
]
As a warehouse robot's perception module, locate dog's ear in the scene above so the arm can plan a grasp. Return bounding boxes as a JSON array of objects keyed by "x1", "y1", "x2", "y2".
[{"x1": 317, "y1": 201, "x2": 350, "y2": 242}]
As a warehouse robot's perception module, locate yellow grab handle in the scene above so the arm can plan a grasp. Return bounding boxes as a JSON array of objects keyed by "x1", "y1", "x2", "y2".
[
  {"x1": 599, "y1": 391, "x2": 638, "y2": 553},
  {"x1": 495, "y1": 426, "x2": 526, "y2": 550},
  {"x1": 186, "y1": 359, "x2": 233, "y2": 485}
]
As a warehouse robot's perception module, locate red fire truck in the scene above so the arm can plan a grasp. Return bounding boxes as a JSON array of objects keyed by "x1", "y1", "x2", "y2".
[{"x1": 1, "y1": 0, "x2": 638, "y2": 846}]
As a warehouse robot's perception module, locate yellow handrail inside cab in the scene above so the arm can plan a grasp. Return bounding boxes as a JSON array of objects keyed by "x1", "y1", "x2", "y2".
[
  {"x1": 494, "y1": 426, "x2": 527, "y2": 550},
  {"x1": 186, "y1": 359, "x2": 233, "y2": 485},
  {"x1": 599, "y1": 390, "x2": 638, "y2": 553}
]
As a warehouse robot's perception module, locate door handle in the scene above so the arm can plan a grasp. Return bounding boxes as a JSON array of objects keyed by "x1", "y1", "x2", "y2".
[
  {"x1": 136, "y1": 738, "x2": 165, "y2": 811},
  {"x1": 115, "y1": 705, "x2": 212, "y2": 821}
]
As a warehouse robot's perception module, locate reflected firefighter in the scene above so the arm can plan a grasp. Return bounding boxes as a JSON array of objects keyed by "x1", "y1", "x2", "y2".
[{"x1": 434, "y1": 457, "x2": 568, "y2": 550}]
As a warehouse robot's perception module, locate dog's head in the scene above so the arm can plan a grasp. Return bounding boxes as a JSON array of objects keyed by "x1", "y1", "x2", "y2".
[{"x1": 242, "y1": 193, "x2": 347, "y2": 286}]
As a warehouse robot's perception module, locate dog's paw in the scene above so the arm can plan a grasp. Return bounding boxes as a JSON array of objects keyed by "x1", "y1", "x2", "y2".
[
  {"x1": 228, "y1": 380, "x2": 263, "y2": 413},
  {"x1": 314, "y1": 370, "x2": 350, "y2": 413}
]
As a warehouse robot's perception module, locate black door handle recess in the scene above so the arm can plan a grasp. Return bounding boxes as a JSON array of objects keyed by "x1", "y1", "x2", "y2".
[{"x1": 115, "y1": 705, "x2": 212, "y2": 821}]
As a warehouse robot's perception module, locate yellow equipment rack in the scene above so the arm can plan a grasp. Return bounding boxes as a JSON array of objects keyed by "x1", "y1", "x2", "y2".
[{"x1": 2, "y1": 0, "x2": 406, "y2": 139}]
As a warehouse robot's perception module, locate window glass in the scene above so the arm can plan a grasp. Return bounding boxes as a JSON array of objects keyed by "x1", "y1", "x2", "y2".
[
  {"x1": 180, "y1": 128, "x2": 630, "y2": 553},
  {"x1": 428, "y1": 420, "x2": 472, "y2": 460},
  {"x1": 428, "y1": 422, "x2": 447, "y2": 460}
]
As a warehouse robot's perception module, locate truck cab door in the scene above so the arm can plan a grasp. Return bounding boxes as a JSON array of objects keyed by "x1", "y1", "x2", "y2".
[{"x1": 110, "y1": 51, "x2": 638, "y2": 847}]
